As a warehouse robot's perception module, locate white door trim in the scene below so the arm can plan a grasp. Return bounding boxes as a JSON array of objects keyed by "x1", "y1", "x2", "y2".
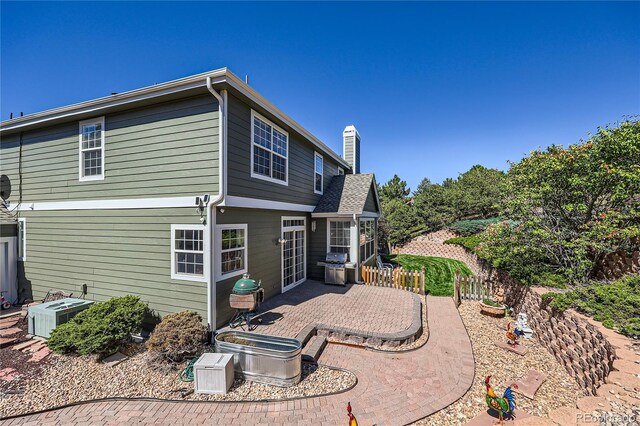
[{"x1": 281, "y1": 216, "x2": 306, "y2": 293}]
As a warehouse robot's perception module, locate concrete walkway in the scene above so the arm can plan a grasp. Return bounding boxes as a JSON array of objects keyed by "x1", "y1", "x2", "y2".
[{"x1": 2, "y1": 297, "x2": 474, "y2": 426}]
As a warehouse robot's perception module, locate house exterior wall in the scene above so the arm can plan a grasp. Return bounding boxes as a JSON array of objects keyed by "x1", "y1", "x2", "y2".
[
  {"x1": 308, "y1": 218, "x2": 327, "y2": 281},
  {"x1": 215, "y1": 207, "x2": 312, "y2": 327},
  {"x1": 17, "y1": 208, "x2": 208, "y2": 319},
  {"x1": 364, "y1": 189, "x2": 378, "y2": 213},
  {"x1": 226, "y1": 94, "x2": 343, "y2": 205},
  {"x1": 0, "y1": 223, "x2": 17, "y2": 238},
  {"x1": 0, "y1": 94, "x2": 219, "y2": 202}
]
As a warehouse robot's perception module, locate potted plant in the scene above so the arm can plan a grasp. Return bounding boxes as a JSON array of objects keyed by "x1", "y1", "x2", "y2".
[{"x1": 480, "y1": 298, "x2": 506, "y2": 317}]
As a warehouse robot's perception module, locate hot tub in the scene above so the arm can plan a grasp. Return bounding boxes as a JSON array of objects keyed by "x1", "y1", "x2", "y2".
[{"x1": 214, "y1": 330, "x2": 302, "y2": 387}]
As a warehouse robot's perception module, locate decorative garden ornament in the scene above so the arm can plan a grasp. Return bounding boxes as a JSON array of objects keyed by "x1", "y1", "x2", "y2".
[{"x1": 516, "y1": 313, "x2": 534, "y2": 339}]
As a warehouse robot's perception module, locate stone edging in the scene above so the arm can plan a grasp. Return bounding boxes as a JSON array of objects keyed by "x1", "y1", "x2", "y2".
[
  {"x1": 295, "y1": 292, "x2": 423, "y2": 348},
  {"x1": 0, "y1": 363, "x2": 359, "y2": 421}
]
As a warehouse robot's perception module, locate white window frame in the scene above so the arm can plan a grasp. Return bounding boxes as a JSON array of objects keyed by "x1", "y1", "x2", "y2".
[
  {"x1": 281, "y1": 216, "x2": 306, "y2": 292},
  {"x1": 359, "y1": 218, "x2": 376, "y2": 263},
  {"x1": 78, "y1": 116, "x2": 106, "y2": 182},
  {"x1": 314, "y1": 152, "x2": 324, "y2": 195},
  {"x1": 171, "y1": 224, "x2": 206, "y2": 282},
  {"x1": 338, "y1": 167, "x2": 345, "y2": 175},
  {"x1": 18, "y1": 218, "x2": 26, "y2": 261},
  {"x1": 215, "y1": 223, "x2": 248, "y2": 282},
  {"x1": 326, "y1": 218, "x2": 351, "y2": 255},
  {"x1": 250, "y1": 110, "x2": 289, "y2": 186}
]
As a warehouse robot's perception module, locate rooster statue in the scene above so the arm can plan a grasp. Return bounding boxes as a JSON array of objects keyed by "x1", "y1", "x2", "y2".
[
  {"x1": 347, "y1": 402, "x2": 358, "y2": 426},
  {"x1": 506, "y1": 322, "x2": 523, "y2": 347},
  {"x1": 484, "y1": 376, "x2": 516, "y2": 425}
]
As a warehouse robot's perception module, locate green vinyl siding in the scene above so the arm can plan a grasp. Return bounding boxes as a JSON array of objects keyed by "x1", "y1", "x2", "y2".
[
  {"x1": 226, "y1": 94, "x2": 341, "y2": 206},
  {"x1": 364, "y1": 187, "x2": 379, "y2": 213},
  {"x1": 215, "y1": 207, "x2": 311, "y2": 327},
  {"x1": 0, "y1": 95, "x2": 219, "y2": 203},
  {"x1": 308, "y1": 218, "x2": 327, "y2": 281},
  {"x1": 17, "y1": 208, "x2": 207, "y2": 319}
]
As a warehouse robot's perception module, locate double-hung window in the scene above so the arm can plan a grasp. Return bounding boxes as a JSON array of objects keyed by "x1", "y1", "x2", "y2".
[
  {"x1": 328, "y1": 220, "x2": 351, "y2": 255},
  {"x1": 359, "y1": 219, "x2": 375, "y2": 262},
  {"x1": 314, "y1": 152, "x2": 323, "y2": 194},
  {"x1": 216, "y1": 224, "x2": 248, "y2": 281},
  {"x1": 79, "y1": 117, "x2": 105, "y2": 181},
  {"x1": 251, "y1": 111, "x2": 288, "y2": 185},
  {"x1": 171, "y1": 225, "x2": 205, "y2": 281}
]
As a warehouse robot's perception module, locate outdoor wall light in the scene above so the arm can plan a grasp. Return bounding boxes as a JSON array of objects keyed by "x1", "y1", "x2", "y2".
[
  {"x1": 277, "y1": 237, "x2": 288, "y2": 246},
  {"x1": 311, "y1": 220, "x2": 317, "y2": 232}
]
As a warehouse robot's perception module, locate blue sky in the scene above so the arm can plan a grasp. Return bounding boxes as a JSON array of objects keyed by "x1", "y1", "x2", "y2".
[{"x1": 2, "y1": 2, "x2": 639, "y2": 190}]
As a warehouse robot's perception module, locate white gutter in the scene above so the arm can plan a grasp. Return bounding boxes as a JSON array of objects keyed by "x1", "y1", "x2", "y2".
[{"x1": 205, "y1": 76, "x2": 226, "y2": 334}]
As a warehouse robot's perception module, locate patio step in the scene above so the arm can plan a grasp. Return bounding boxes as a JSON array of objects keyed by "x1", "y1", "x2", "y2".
[
  {"x1": 302, "y1": 335, "x2": 327, "y2": 363},
  {"x1": 0, "y1": 337, "x2": 18, "y2": 348}
]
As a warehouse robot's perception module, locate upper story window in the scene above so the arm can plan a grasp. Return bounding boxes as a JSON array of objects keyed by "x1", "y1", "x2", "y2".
[
  {"x1": 251, "y1": 111, "x2": 288, "y2": 185},
  {"x1": 171, "y1": 225, "x2": 205, "y2": 282},
  {"x1": 79, "y1": 117, "x2": 105, "y2": 181},
  {"x1": 338, "y1": 167, "x2": 345, "y2": 175},
  {"x1": 314, "y1": 152, "x2": 323, "y2": 194}
]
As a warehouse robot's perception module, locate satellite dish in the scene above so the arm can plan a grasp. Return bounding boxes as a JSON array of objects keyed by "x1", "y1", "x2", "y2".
[{"x1": 0, "y1": 175, "x2": 11, "y2": 201}]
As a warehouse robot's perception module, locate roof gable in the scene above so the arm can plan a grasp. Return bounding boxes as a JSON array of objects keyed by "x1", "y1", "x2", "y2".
[{"x1": 314, "y1": 173, "x2": 380, "y2": 215}]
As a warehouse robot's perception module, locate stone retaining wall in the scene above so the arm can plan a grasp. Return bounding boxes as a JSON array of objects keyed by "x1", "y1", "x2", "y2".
[
  {"x1": 403, "y1": 229, "x2": 627, "y2": 396},
  {"x1": 594, "y1": 239, "x2": 640, "y2": 280},
  {"x1": 397, "y1": 230, "x2": 485, "y2": 275},
  {"x1": 498, "y1": 277, "x2": 617, "y2": 396}
]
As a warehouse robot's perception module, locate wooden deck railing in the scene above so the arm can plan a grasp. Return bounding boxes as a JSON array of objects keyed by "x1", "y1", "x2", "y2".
[
  {"x1": 361, "y1": 266, "x2": 425, "y2": 294},
  {"x1": 453, "y1": 272, "x2": 493, "y2": 305}
]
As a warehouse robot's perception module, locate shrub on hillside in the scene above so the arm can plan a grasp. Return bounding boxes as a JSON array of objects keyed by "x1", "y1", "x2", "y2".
[
  {"x1": 543, "y1": 275, "x2": 640, "y2": 337},
  {"x1": 146, "y1": 310, "x2": 207, "y2": 364},
  {"x1": 444, "y1": 234, "x2": 484, "y2": 251},
  {"x1": 48, "y1": 295, "x2": 148, "y2": 357},
  {"x1": 448, "y1": 217, "x2": 512, "y2": 236}
]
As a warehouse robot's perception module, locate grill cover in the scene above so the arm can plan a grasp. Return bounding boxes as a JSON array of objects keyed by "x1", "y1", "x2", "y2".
[
  {"x1": 325, "y1": 252, "x2": 348, "y2": 264},
  {"x1": 232, "y1": 274, "x2": 260, "y2": 295}
]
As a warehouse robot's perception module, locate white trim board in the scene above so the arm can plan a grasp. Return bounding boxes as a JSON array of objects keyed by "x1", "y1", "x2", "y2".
[
  {"x1": 16, "y1": 196, "x2": 203, "y2": 211},
  {"x1": 170, "y1": 224, "x2": 208, "y2": 283},
  {"x1": 222, "y1": 196, "x2": 315, "y2": 212},
  {"x1": 215, "y1": 223, "x2": 248, "y2": 282}
]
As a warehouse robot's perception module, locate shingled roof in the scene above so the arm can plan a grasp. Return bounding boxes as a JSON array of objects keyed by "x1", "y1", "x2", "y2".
[{"x1": 313, "y1": 173, "x2": 378, "y2": 215}]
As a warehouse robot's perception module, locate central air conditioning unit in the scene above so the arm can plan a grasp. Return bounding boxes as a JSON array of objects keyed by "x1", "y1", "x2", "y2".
[{"x1": 28, "y1": 298, "x2": 94, "y2": 338}]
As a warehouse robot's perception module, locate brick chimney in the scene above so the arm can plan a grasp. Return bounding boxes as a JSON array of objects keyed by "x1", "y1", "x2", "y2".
[{"x1": 342, "y1": 125, "x2": 360, "y2": 174}]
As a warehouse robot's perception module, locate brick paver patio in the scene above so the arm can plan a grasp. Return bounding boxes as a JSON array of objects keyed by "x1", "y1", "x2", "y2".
[
  {"x1": 2, "y1": 296, "x2": 474, "y2": 425},
  {"x1": 225, "y1": 281, "x2": 420, "y2": 344}
]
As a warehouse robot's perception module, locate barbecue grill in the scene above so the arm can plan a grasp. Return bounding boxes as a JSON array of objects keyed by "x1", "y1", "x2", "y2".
[
  {"x1": 322, "y1": 252, "x2": 348, "y2": 285},
  {"x1": 229, "y1": 274, "x2": 264, "y2": 330}
]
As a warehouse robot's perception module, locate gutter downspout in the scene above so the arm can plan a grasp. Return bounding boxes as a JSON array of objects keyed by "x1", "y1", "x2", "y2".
[{"x1": 205, "y1": 76, "x2": 226, "y2": 335}]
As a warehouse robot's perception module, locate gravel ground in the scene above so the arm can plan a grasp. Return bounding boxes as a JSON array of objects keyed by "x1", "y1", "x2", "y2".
[
  {"x1": 416, "y1": 301, "x2": 582, "y2": 425},
  {"x1": 0, "y1": 318, "x2": 52, "y2": 396},
  {"x1": 0, "y1": 344, "x2": 356, "y2": 418}
]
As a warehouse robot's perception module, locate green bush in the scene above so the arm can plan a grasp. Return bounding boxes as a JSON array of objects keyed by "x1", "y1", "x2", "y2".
[
  {"x1": 444, "y1": 234, "x2": 484, "y2": 251},
  {"x1": 543, "y1": 275, "x2": 640, "y2": 337},
  {"x1": 147, "y1": 310, "x2": 207, "y2": 364},
  {"x1": 482, "y1": 298, "x2": 503, "y2": 308},
  {"x1": 448, "y1": 217, "x2": 511, "y2": 236},
  {"x1": 48, "y1": 295, "x2": 148, "y2": 357}
]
